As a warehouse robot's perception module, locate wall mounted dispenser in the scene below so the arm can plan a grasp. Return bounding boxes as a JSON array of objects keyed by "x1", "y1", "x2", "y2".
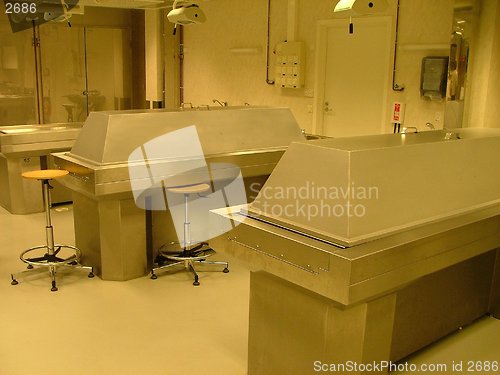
[{"x1": 420, "y1": 56, "x2": 449, "y2": 100}]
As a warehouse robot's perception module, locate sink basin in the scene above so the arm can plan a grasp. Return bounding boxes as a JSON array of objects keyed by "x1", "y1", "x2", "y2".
[
  {"x1": 0, "y1": 123, "x2": 83, "y2": 135},
  {"x1": 0, "y1": 128, "x2": 38, "y2": 134},
  {"x1": 450, "y1": 127, "x2": 500, "y2": 139}
]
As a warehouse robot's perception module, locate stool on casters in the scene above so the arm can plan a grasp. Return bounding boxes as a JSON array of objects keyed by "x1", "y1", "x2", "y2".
[
  {"x1": 10, "y1": 169, "x2": 94, "y2": 292},
  {"x1": 151, "y1": 183, "x2": 229, "y2": 286}
]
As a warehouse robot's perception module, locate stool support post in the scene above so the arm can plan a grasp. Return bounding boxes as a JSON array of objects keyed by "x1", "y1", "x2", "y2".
[
  {"x1": 184, "y1": 193, "x2": 191, "y2": 251},
  {"x1": 42, "y1": 179, "x2": 55, "y2": 255},
  {"x1": 43, "y1": 180, "x2": 52, "y2": 227}
]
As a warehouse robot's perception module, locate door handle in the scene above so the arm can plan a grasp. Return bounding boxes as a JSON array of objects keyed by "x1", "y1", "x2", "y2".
[{"x1": 324, "y1": 101, "x2": 333, "y2": 113}]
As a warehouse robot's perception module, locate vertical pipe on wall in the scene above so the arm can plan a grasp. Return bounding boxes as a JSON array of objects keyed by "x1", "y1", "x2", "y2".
[
  {"x1": 145, "y1": 9, "x2": 164, "y2": 108},
  {"x1": 392, "y1": 0, "x2": 404, "y2": 91},
  {"x1": 179, "y1": 25, "x2": 184, "y2": 105},
  {"x1": 287, "y1": 0, "x2": 298, "y2": 42},
  {"x1": 32, "y1": 23, "x2": 44, "y2": 123},
  {"x1": 163, "y1": 11, "x2": 181, "y2": 109},
  {"x1": 131, "y1": 10, "x2": 146, "y2": 110},
  {"x1": 83, "y1": 27, "x2": 90, "y2": 117},
  {"x1": 266, "y1": 0, "x2": 275, "y2": 84}
]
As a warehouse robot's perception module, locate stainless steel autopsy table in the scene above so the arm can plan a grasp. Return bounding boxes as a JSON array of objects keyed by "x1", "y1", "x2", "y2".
[
  {"x1": 210, "y1": 128, "x2": 500, "y2": 375},
  {"x1": 0, "y1": 123, "x2": 83, "y2": 214},
  {"x1": 52, "y1": 107, "x2": 305, "y2": 280}
]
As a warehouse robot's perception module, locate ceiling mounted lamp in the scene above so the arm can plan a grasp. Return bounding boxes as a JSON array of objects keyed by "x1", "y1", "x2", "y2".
[
  {"x1": 167, "y1": 0, "x2": 206, "y2": 24},
  {"x1": 334, "y1": 0, "x2": 389, "y2": 14},
  {"x1": 167, "y1": 0, "x2": 207, "y2": 34},
  {"x1": 333, "y1": 0, "x2": 388, "y2": 34}
]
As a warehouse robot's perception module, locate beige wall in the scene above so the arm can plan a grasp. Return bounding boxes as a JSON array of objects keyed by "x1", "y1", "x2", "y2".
[
  {"x1": 485, "y1": 0, "x2": 500, "y2": 128},
  {"x1": 390, "y1": 0, "x2": 453, "y2": 131},
  {"x1": 181, "y1": 0, "x2": 454, "y2": 133},
  {"x1": 468, "y1": 0, "x2": 500, "y2": 128}
]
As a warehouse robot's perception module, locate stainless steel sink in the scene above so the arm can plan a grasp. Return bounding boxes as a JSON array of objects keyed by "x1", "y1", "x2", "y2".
[{"x1": 0, "y1": 122, "x2": 84, "y2": 214}]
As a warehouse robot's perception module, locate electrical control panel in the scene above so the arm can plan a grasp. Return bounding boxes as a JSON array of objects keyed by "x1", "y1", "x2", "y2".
[{"x1": 275, "y1": 41, "x2": 306, "y2": 89}]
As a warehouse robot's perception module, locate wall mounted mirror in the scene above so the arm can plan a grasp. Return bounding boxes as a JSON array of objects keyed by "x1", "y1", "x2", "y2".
[{"x1": 444, "y1": 0, "x2": 476, "y2": 129}]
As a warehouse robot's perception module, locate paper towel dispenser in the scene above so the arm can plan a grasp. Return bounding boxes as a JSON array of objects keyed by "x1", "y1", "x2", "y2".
[{"x1": 420, "y1": 56, "x2": 449, "y2": 100}]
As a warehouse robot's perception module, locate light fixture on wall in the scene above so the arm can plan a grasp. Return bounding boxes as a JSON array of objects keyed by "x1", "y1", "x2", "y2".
[
  {"x1": 44, "y1": 5, "x2": 74, "y2": 26},
  {"x1": 333, "y1": 0, "x2": 388, "y2": 34},
  {"x1": 333, "y1": 0, "x2": 389, "y2": 14},
  {"x1": 167, "y1": 0, "x2": 206, "y2": 34}
]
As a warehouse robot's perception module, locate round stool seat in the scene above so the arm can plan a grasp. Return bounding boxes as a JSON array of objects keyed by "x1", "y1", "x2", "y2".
[
  {"x1": 167, "y1": 183, "x2": 210, "y2": 195},
  {"x1": 22, "y1": 169, "x2": 69, "y2": 180}
]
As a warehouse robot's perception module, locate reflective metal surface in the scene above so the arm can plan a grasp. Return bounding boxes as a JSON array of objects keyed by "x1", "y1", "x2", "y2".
[
  {"x1": 209, "y1": 129, "x2": 500, "y2": 374},
  {"x1": 54, "y1": 107, "x2": 304, "y2": 197},
  {"x1": 0, "y1": 123, "x2": 83, "y2": 156},
  {"x1": 247, "y1": 128, "x2": 500, "y2": 247},
  {"x1": 52, "y1": 107, "x2": 305, "y2": 280},
  {"x1": 0, "y1": 14, "x2": 37, "y2": 125},
  {"x1": 212, "y1": 205, "x2": 500, "y2": 375},
  {"x1": 211, "y1": 204, "x2": 500, "y2": 304},
  {"x1": 0, "y1": 123, "x2": 83, "y2": 214}
]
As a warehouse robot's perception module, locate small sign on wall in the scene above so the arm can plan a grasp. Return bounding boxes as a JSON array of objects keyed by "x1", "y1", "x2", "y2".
[{"x1": 392, "y1": 102, "x2": 405, "y2": 124}]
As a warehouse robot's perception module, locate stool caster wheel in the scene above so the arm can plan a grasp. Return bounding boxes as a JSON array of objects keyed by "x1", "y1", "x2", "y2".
[
  {"x1": 27, "y1": 264, "x2": 33, "y2": 269},
  {"x1": 51, "y1": 281, "x2": 58, "y2": 292},
  {"x1": 193, "y1": 274, "x2": 200, "y2": 286},
  {"x1": 11, "y1": 279, "x2": 18, "y2": 286},
  {"x1": 88, "y1": 272, "x2": 95, "y2": 278},
  {"x1": 151, "y1": 273, "x2": 158, "y2": 280},
  {"x1": 223, "y1": 268, "x2": 229, "y2": 273}
]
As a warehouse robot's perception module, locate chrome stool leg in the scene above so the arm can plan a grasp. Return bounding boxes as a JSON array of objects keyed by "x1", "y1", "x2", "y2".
[
  {"x1": 50, "y1": 265, "x2": 57, "y2": 292},
  {"x1": 188, "y1": 262, "x2": 200, "y2": 286},
  {"x1": 194, "y1": 259, "x2": 229, "y2": 273},
  {"x1": 151, "y1": 260, "x2": 183, "y2": 280}
]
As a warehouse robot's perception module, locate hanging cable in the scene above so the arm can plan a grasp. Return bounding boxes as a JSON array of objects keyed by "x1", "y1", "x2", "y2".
[
  {"x1": 392, "y1": 0, "x2": 404, "y2": 91},
  {"x1": 266, "y1": 0, "x2": 275, "y2": 85}
]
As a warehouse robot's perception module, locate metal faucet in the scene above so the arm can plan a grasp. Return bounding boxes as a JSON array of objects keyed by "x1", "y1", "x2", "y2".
[
  {"x1": 401, "y1": 127, "x2": 418, "y2": 134},
  {"x1": 212, "y1": 99, "x2": 228, "y2": 107},
  {"x1": 426, "y1": 122, "x2": 435, "y2": 130},
  {"x1": 444, "y1": 131, "x2": 461, "y2": 140},
  {"x1": 181, "y1": 102, "x2": 193, "y2": 109}
]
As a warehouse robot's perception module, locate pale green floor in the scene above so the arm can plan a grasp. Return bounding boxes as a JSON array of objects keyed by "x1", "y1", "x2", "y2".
[{"x1": 0, "y1": 204, "x2": 498, "y2": 375}]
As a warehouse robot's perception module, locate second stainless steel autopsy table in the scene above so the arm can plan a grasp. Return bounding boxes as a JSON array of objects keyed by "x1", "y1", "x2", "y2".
[
  {"x1": 210, "y1": 128, "x2": 500, "y2": 375},
  {"x1": 53, "y1": 107, "x2": 305, "y2": 280}
]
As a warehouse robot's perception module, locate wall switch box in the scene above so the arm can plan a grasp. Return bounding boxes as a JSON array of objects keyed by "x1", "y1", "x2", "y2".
[{"x1": 275, "y1": 41, "x2": 306, "y2": 89}]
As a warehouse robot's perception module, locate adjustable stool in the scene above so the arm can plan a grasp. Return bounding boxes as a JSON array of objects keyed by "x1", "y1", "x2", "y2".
[
  {"x1": 151, "y1": 183, "x2": 229, "y2": 286},
  {"x1": 11, "y1": 169, "x2": 94, "y2": 292}
]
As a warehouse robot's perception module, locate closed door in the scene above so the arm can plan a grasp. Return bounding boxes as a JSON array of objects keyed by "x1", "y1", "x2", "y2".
[{"x1": 318, "y1": 17, "x2": 392, "y2": 137}]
